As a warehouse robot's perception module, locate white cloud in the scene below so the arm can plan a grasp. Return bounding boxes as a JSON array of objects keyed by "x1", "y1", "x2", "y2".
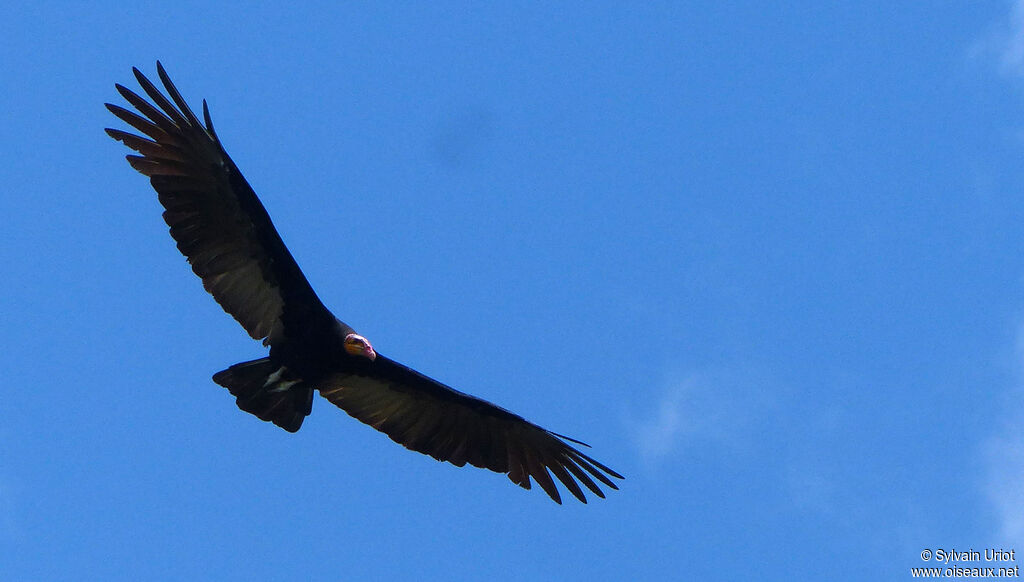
[
  {"x1": 631, "y1": 380, "x2": 689, "y2": 463},
  {"x1": 1001, "y1": 1, "x2": 1024, "y2": 76},
  {"x1": 982, "y1": 318, "x2": 1024, "y2": 546},
  {"x1": 984, "y1": 433, "x2": 1024, "y2": 543},
  {"x1": 969, "y1": 1, "x2": 1024, "y2": 78},
  {"x1": 626, "y1": 369, "x2": 774, "y2": 466},
  {"x1": 975, "y1": 2, "x2": 1024, "y2": 545}
]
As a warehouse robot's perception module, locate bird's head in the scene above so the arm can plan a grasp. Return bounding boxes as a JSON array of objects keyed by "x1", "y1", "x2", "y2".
[{"x1": 344, "y1": 332, "x2": 377, "y2": 361}]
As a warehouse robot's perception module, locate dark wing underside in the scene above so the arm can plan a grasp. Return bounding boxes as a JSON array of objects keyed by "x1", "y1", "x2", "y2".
[
  {"x1": 318, "y1": 355, "x2": 623, "y2": 504},
  {"x1": 105, "y1": 62, "x2": 330, "y2": 345}
]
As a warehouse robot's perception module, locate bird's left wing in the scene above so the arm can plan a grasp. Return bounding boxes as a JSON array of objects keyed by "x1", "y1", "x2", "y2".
[{"x1": 317, "y1": 355, "x2": 623, "y2": 504}]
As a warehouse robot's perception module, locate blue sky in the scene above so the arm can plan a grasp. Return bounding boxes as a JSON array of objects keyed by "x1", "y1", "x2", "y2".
[{"x1": 3, "y1": 2, "x2": 1024, "y2": 580}]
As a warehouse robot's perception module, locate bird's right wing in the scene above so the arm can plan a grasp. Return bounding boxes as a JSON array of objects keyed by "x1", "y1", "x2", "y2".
[
  {"x1": 105, "y1": 62, "x2": 334, "y2": 345},
  {"x1": 317, "y1": 355, "x2": 623, "y2": 504}
]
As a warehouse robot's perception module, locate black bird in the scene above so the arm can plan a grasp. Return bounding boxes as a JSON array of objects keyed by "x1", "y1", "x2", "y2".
[{"x1": 105, "y1": 63, "x2": 622, "y2": 504}]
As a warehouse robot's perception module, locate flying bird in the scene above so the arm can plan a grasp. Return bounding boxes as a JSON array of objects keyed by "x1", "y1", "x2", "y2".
[{"x1": 105, "y1": 62, "x2": 622, "y2": 504}]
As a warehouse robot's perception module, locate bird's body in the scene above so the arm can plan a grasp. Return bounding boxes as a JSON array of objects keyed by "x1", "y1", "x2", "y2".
[{"x1": 106, "y1": 63, "x2": 621, "y2": 504}]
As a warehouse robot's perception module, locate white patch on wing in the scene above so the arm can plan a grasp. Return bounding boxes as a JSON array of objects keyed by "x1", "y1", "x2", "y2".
[
  {"x1": 263, "y1": 366, "x2": 301, "y2": 392},
  {"x1": 262, "y1": 366, "x2": 285, "y2": 388}
]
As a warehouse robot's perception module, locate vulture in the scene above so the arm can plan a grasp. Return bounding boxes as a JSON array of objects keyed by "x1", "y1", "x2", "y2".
[{"x1": 105, "y1": 62, "x2": 622, "y2": 504}]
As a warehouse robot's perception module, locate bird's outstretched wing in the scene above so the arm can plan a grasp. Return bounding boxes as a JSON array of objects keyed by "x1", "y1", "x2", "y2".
[
  {"x1": 318, "y1": 355, "x2": 624, "y2": 504},
  {"x1": 105, "y1": 62, "x2": 332, "y2": 346}
]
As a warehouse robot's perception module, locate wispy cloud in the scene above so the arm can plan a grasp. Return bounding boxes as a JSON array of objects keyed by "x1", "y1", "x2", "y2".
[
  {"x1": 626, "y1": 369, "x2": 773, "y2": 466},
  {"x1": 974, "y1": 3, "x2": 1024, "y2": 544},
  {"x1": 1001, "y1": 1, "x2": 1024, "y2": 76},
  {"x1": 630, "y1": 380, "x2": 689, "y2": 463},
  {"x1": 984, "y1": 433, "x2": 1024, "y2": 543},
  {"x1": 969, "y1": 0, "x2": 1024, "y2": 77},
  {"x1": 982, "y1": 318, "x2": 1024, "y2": 546}
]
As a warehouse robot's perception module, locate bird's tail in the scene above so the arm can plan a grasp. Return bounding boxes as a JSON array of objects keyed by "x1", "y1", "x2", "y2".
[{"x1": 212, "y1": 358, "x2": 313, "y2": 433}]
